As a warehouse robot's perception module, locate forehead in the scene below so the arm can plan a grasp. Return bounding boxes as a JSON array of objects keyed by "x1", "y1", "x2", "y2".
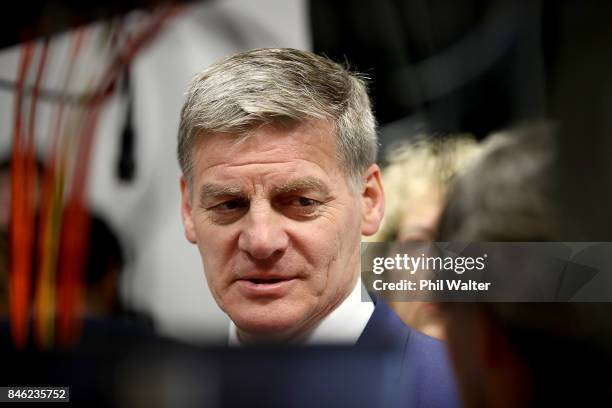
[{"x1": 191, "y1": 120, "x2": 346, "y2": 189}]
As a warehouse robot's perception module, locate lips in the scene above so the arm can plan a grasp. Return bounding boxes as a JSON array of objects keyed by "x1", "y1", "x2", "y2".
[
  {"x1": 244, "y1": 277, "x2": 286, "y2": 284},
  {"x1": 235, "y1": 275, "x2": 297, "y2": 297}
]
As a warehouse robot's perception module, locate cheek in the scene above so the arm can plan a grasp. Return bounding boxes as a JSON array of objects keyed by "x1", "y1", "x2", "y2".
[
  {"x1": 306, "y1": 210, "x2": 361, "y2": 287},
  {"x1": 195, "y1": 225, "x2": 237, "y2": 283},
  {"x1": 331, "y1": 204, "x2": 362, "y2": 256}
]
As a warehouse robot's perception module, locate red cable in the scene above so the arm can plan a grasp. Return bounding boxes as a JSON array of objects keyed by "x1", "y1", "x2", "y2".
[
  {"x1": 56, "y1": 6, "x2": 183, "y2": 345},
  {"x1": 9, "y1": 42, "x2": 36, "y2": 349},
  {"x1": 35, "y1": 29, "x2": 86, "y2": 348}
]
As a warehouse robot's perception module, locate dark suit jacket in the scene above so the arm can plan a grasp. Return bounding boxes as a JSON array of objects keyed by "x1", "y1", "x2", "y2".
[{"x1": 357, "y1": 297, "x2": 461, "y2": 408}]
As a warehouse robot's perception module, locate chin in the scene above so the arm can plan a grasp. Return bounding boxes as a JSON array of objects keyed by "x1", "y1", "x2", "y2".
[{"x1": 228, "y1": 302, "x2": 311, "y2": 341}]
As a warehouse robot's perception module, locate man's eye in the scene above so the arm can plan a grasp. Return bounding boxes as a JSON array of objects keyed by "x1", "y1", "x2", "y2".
[
  {"x1": 294, "y1": 197, "x2": 317, "y2": 207},
  {"x1": 213, "y1": 199, "x2": 248, "y2": 212},
  {"x1": 283, "y1": 196, "x2": 322, "y2": 218},
  {"x1": 205, "y1": 199, "x2": 248, "y2": 225}
]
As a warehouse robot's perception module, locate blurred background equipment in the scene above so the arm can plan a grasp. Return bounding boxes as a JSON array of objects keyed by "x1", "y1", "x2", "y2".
[
  {"x1": 0, "y1": 0, "x2": 310, "y2": 346},
  {"x1": 3, "y1": 5, "x2": 181, "y2": 348},
  {"x1": 311, "y1": 0, "x2": 546, "y2": 148},
  {"x1": 310, "y1": 0, "x2": 612, "y2": 239}
]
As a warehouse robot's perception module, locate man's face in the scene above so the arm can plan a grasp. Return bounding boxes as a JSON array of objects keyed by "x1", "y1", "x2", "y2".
[{"x1": 181, "y1": 120, "x2": 382, "y2": 342}]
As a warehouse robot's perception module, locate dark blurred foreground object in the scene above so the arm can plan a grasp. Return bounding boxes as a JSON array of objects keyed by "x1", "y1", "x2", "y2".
[
  {"x1": 0, "y1": 297, "x2": 458, "y2": 407},
  {"x1": 2, "y1": 332, "x2": 419, "y2": 408},
  {"x1": 438, "y1": 124, "x2": 612, "y2": 406}
]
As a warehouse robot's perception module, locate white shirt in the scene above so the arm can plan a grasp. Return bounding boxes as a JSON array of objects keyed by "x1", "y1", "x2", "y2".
[{"x1": 229, "y1": 279, "x2": 374, "y2": 346}]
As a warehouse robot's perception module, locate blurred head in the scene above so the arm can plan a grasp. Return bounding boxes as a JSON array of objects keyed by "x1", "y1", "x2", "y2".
[
  {"x1": 83, "y1": 214, "x2": 125, "y2": 317},
  {"x1": 178, "y1": 48, "x2": 384, "y2": 343},
  {"x1": 373, "y1": 135, "x2": 480, "y2": 243},
  {"x1": 438, "y1": 123, "x2": 612, "y2": 406},
  {"x1": 438, "y1": 125, "x2": 558, "y2": 242},
  {"x1": 370, "y1": 135, "x2": 480, "y2": 339}
]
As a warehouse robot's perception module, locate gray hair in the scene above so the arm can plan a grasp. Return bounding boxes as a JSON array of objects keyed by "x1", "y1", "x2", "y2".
[{"x1": 178, "y1": 48, "x2": 377, "y2": 189}]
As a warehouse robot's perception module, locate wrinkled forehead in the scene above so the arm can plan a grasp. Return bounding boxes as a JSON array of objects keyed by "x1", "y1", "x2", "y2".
[
  {"x1": 196, "y1": 118, "x2": 335, "y2": 146},
  {"x1": 191, "y1": 119, "x2": 343, "y2": 171}
]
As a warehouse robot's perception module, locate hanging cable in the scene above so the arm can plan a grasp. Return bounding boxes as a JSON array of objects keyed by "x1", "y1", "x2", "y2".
[
  {"x1": 9, "y1": 42, "x2": 36, "y2": 350},
  {"x1": 117, "y1": 69, "x2": 136, "y2": 182}
]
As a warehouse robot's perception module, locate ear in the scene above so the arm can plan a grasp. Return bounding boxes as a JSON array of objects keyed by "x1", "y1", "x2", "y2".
[
  {"x1": 360, "y1": 164, "x2": 385, "y2": 236},
  {"x1": 180, "y1": 176, "x2": 197, "y2": 244}
]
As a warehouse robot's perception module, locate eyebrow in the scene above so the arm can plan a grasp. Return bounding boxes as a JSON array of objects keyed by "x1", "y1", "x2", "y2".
[
  {"x1": 199, "y1": 177, "x2": 330, "y2": 202},
  {"x1": 199, "y1": 183, "x2": 244, "y2": 205},
  {"x1": 272, "y1": 177, "x2": 331, "y2": 196}
]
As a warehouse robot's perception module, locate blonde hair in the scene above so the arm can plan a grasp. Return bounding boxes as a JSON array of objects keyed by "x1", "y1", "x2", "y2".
[{"x1": 370, "y1": 135, "x2": 481, "y2": 241}]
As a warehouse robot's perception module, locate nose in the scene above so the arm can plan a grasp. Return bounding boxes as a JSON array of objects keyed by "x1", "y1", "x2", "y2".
[{"x1": 238, "y1": 200, "x2": 289, "y2": 260}]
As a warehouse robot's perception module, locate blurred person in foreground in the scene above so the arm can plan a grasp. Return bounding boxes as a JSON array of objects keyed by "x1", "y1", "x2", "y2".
[
  {"x1": 437, "y1": 123, "x2": 612, "y2": 406},
  {"x1": 177, "y1": 48, "x2": 459, "y2": 405},
  {"x1": 369, "y1": 135, "x2": 480, "y2": 339}
]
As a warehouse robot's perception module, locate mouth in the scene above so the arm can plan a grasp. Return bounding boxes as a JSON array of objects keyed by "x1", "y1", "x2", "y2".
[
  {"x1": 235, "y1": 276, "x2": 297, "y2": 297},
  {"x1": 245, "y1": 278, "x2": 286, "y2": 284}
]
